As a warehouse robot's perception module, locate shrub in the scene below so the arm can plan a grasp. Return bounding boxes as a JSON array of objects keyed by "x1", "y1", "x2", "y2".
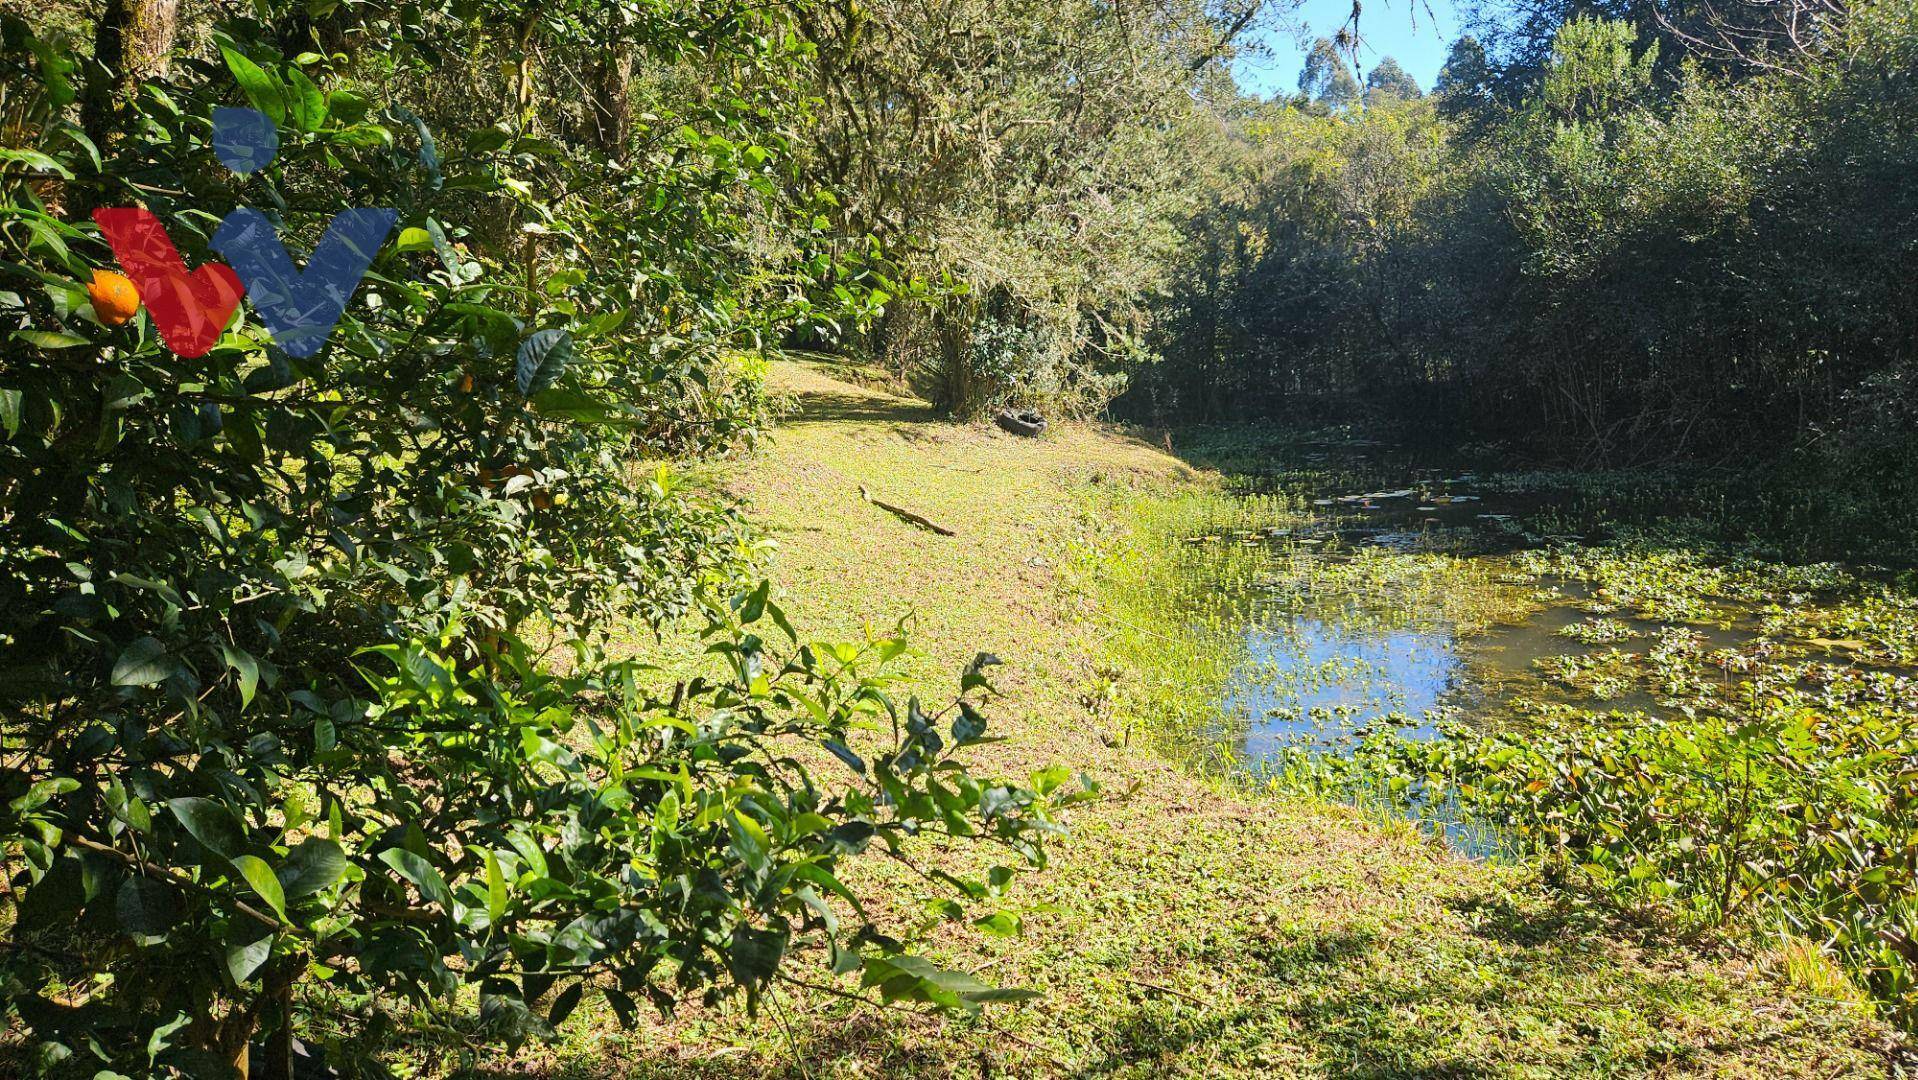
[
  {"x1": 1332, "y1": 683, "x2": 1918, "y2": 1026},
  {"x1": 0, "y1": 7, "x2": 1077, "y2": 1076}
]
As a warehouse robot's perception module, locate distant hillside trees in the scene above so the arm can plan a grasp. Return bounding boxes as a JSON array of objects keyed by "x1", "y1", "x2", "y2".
[{"x1": 1125, "y1": 5, "x2": 1918, "y2": 542}]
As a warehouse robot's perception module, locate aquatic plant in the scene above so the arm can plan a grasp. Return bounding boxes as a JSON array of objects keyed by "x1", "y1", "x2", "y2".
[
  {"x1": 1556, "y1": 618, "x2": 1637, "y2": 644},
  {"x1": 1364, "y1": 678, "x2": 1918, "y2": 1027}
]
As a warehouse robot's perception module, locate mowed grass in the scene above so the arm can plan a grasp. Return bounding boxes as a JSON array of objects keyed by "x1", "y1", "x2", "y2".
[{"x1": 488, "y1": 362, "x2": 1896, "y2": 1078}]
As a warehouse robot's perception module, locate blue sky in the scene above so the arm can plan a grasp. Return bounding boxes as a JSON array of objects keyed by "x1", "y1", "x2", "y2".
[{"x1": 1232, "y1": 0, "x2": 1468, "y2": 97}]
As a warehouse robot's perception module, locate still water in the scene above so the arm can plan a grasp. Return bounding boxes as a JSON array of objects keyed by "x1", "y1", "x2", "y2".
[
  {"x1": 1226, "y1": 619, "x2": 1459, "y2": 757},
  {"x1": 1209, "y1": 482, "x2": 1849, "y2": 769}
]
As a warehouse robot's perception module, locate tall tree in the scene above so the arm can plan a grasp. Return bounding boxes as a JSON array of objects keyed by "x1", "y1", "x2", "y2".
[
  {"x1": 798, "y1": 0, "x2": 1239, "y2": 416},
  {"x1": 1435, "y1": 35, "x2": 1492, "y2": 99},
  {"x1": 1364, "y1": 56, "x2": 1423, "y2": 100},
  {"x1": 1300, "y1": 37, "x2": 1361, "y2": 109}
]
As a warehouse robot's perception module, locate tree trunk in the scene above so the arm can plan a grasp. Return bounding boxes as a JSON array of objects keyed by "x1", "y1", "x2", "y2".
[
  {"x1": 515, "y1": 17, "x2": 541, "y2": 134},
  {"x1": 256, "y1": 963, "x2": 298, "y2": 1080},
  {"x1": 82, "y1": 0, "x2": 181, "y2": 155},
  {"x1": 589, "y1": 49, "x2": 635, "y2": 160},
  {"x1": 934, "y1": 301, "x2": 978, "y2": 417},
  {"x1": 513, "y1": 18, "x2": 543, "y2": 311}
]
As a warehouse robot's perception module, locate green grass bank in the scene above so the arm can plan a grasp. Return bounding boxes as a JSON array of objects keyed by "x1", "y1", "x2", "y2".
[{"x1": 516, "y1": 362, "x2": 1898, "y2": 1078}]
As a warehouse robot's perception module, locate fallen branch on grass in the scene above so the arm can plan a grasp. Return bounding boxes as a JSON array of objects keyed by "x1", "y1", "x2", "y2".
[{"x1": 859, "y1": 484, "x2": 956, "y2": 536}]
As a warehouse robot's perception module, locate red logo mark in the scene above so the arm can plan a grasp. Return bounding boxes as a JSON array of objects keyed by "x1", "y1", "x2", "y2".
[{"x1": 92, "y1": 208, "x2": 245, "y2": 359}]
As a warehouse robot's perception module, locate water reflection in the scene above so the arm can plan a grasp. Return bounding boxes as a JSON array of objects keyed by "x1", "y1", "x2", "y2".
[
  {"x1": 1195, "y1": 474, "x2": 1918, "y2": 859},
  {"x1": 1225, "y1": 618, "x2": 1459, "y2": 758}
]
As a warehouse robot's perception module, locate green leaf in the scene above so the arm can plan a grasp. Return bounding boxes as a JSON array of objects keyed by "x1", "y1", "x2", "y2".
[
  {"x1": 225, "y1": 933, "x2": 273, "y2": 983},
  {"x1": 424, "y1": 218, "x2": 463, "y2": 279},
  {"x1": 11, "y1": 777, "x2": 78, "y2": 812},
  {"x1": 739, "y1": 580, "x2": 769, "y2": 624},
  {"x1": 730, "y1": 810, "x2": 770, "y2": 872},
  {"x1": 542, "y1": 268, "x2": 586, "y2": 296},
  {"x1": 0, "y1": 389, "x2": 21, "y2": 439},
  {"x1": 725, "y1": 923, "x2": 788, "y2": 989},
  {"x1": 395, "y1": 226, "x2": 434, "y2": 253},
  {"x1": 823, "y1": 820, "x2": 874, "y2": 854},
  {"x1": 147, "y1": 1012, "x2": 191, "y2": 1065},
  {"x1": 103, "y1": 373, "x2": 149, "y2": 412},
  {"x1": 602, "y1": 987, "x2": 637, "y2": 1029},
  {"x1": 326, "y1": 86, "x2": 368, "y2": 123},
  {"x1": 279, "y1": 837, "x2": 348, "y2": 898},
  {"x1": 505, "y1": 831, "x2": 549, "y2": 879},
  {"x1": 115, "y1": 876, "x2": 177, "y2": 936},
  {"x1": 794, "y1": 884, "x2": 838, "y2": 934},
  {"x1": 219, "y1": 644, "x2": 259, "y2": 708},
  {"x1": 403, "y1": 109, "x2": 441, "y2": 184},
  {"x1": 578, "y1": 308, "x2": 628, "y2": 338},
  {"x1": 20, "y1": 220, "x2": 79, "y2": 271},
  {"x1": 793, "y1": 863, "x2": 866, "y2": 917},
  {"x1": 466, "y1": 124, "x2": 513, "y2": 154},
  {"x1": 235, "y1": 855, "x2": 287, "y2": 921},
  {"x1": 111, "y1": 636, "x2": 172, "y2": 686},
  {"x1": 957, "y1": 986, "x2": 1043, "y2": 1005},
  {"x1": 825, "y1": 741, "x2": 867, "y2": 775},
  {"x1": 962, "y1": 653, "x2": 1003, "y2": 695},
  {"x1": 285, "y1": 67, "x2": 328, "y2": 131},
  {"x1": 0, "y1": 148, "x2": 71, "y2": 179},
  {"x1": 219, "y1": 44, "x2": 285, "y2": 125},
  {"x1": 379, "y1": 848, "x2": 452, "y2": 909},
  {"x1": 13, "y1": 329, "x2": 88, "y2": 350},
  {"x1": 864, "y1": 953, "x2": 1038, "y2": 1009},
  {"x1": 332, "y1": 123, "x2": 391, "y2": 148},
  {"x1": 515, "y1": 329, "x2": 573, "y2": 396},
  {"x1": 530, "y1": 387, "x2": 634, "y2": 424},
  {"x1": 166, "y1": 797, "x2": 246, "y2": 862},
  {"x1": 548, "y1": 981, "x2": 584, "y2": 1027},
  {"x1": 973, "y1": 911, "x2": 1020, "y2": 937},
  {"x1": 484, "y1": 848, "x2": 507, "y2": 923},
  {"x1": 953, "y1": 702, "x2": 988, "y2": 744},
  {"x1": 26, "y1": 36, "x2": 76, "y2": 109},
  {"x1": 105, "y1": 782, "x2": 152, "y2": 833}
]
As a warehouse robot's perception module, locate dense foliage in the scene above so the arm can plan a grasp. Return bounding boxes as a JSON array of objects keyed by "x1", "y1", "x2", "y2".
[
  {"x1": 800, "y1": 0, "x2": 1276, "y2": 417},
  {"x1": 1218, "y1": 503, "x2": 1918, "y2": 1029},
  {"x1": 1371, "y1": 688, "x2": 1918, "y2": 1024},
  {"x1": 1125, "y1": 0, "x2": 1918, "y2": 546},
  {"x1": 0, "y1": 4, "x2": 1087, "y2": 1076}
]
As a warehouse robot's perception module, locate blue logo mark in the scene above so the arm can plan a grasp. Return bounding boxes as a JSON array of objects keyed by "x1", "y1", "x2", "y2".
[{"x1": 208, "y1": 108, "x2": 396, "y2": 358}]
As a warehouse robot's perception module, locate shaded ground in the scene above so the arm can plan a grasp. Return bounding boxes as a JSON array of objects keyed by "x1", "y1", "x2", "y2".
[{"x1": 492, "y1": 362, "x2": 1897, "y2": 1078}]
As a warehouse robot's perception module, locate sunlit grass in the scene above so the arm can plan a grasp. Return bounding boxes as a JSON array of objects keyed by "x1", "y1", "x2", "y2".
[{"x1": 544, "y1": 364, "x2": 1899, "y2": 1076}]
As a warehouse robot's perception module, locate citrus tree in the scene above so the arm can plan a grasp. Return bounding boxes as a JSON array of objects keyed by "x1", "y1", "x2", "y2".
[{"x1": 0, "y1": 5, "x2": 1083, "y2": 1076}]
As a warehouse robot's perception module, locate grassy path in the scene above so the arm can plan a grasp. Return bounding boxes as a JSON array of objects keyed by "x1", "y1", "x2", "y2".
[{"x1": 525, "y1": 363, "x2": 1893, "y2": 1078}]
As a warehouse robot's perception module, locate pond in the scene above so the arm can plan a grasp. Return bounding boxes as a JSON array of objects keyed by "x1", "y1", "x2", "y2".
[
  {"x1": 1195, "y1": 476, "x2": 1918, "y2": 783},
  {"x1": 1127, "y1": 461, "x2": 1918, "y2": 1020}
]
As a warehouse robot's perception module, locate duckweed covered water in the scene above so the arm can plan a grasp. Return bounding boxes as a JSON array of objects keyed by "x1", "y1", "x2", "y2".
[{"x1": 1203, "y1": 478, "x2": 1918, "y2": 773}]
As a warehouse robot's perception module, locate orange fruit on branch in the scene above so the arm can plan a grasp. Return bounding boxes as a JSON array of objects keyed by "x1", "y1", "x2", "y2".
[{"x1": 89, "y1": 269, "x2": 141, "y2": 327}]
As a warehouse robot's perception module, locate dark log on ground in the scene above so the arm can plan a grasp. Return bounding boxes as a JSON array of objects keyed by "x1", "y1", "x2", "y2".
[{"x1": 996, "y1": 410, "x2": 1046, "y2": 437}]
